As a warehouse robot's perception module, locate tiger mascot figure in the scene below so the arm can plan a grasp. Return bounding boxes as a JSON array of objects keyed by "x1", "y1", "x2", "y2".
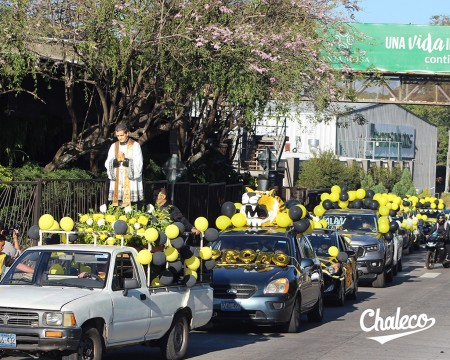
[{"x1": 240, "y1": 187, "x2": 285, "y2": 227}]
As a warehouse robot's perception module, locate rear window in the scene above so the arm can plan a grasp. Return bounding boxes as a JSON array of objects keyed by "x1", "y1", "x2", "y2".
[{"x1": 323, "y1": 214, "x2": 377, "y2": 232}]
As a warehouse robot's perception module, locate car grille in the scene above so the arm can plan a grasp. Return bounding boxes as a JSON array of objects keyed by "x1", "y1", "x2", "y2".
[
  {"x1": 0, "y1": 309, "x2": 39, "y2": 327},
  {"x1": 213, "y1": 284, "x2": 257, "y2": 299}
]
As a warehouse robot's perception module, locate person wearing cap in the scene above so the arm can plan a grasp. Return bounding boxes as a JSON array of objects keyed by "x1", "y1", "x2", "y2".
[
  {"x1": 153, "y1": 188, "x2": 200, "y2": 235},
  {"x1": 105, "y1": 124, "x2": 144, "y2": 207}
]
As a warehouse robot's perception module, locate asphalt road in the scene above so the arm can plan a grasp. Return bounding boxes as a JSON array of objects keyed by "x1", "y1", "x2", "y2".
[{"x1": 3, "y1": 248, "x2": 450, "y2": 360}]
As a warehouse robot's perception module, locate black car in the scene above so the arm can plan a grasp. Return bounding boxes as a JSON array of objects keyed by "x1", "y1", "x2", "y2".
[
  {"x1": 304, "y1": 229, "x2": 358, "y2": 305},
  {"x1": 210, "y1": 227, "x2": 324, "y2": 333}
]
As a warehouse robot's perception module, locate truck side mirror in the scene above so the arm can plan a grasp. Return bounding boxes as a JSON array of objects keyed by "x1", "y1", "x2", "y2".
[{"x1": 123, "y1": 278, "x2": 139, "y2": 296}]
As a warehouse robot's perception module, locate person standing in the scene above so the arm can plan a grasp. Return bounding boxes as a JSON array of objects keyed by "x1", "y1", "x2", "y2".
[{"x1": 105, "y1": 124, "x2": 144, "y2": 207}]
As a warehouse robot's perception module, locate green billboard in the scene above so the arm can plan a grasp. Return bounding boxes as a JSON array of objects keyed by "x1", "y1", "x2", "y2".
[{"x1": 330, "y1": 23, "x2": 450, "y2": 74}]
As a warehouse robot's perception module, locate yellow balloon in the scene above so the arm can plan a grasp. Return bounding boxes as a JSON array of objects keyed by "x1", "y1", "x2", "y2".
[
  {"x1": 438, "y1": 203, "x2": 444, "y2": 210},
  {"x1": 348, "y1": 191, "x2": 357, "y2": 202},
  {"x1": 338, "y1": 200, "x2": 349, "y2": 209},
  {"x1": 379, "y1": 206, "x2": 389, "y2": 216},
  {"x1": 422, "y1": 215, "x2": 428, "y2": 221},
  {"x1": 378, "y1": 216, "x2": 389, "y2": 224},
  {"x1": 356, "y1": 189, "x2": 366, "y2": 200},
  {"x1": 151, "y1": 277, "x2": 161, "y2": 286},
  {"x1": 379, "y1": 222, "x2": 389, "y2": 234},
  {"x1": 314, "y1": 221, "x2": 322, "y2": 229},
  {"x1": 185, "y1": 256, "x2": 201, "y2": 270},
  {"x1": 165, "y1": 224, "x2": 180, "y2": 239},
  {"x1": 328, "y1": 246, "x2": 339, "y2": 257},
  {"x1": 49, "y1": 264, "x2": 64, "y2": 275},
  {"x1": 185, "y1": 269, "x2": 198, "y2": 279},
  {"x1": 231, "y1": 213, "x2": 247, "y2": 228},
  {"x1": 314, "y1": 205, "x2": 326, "y2": 217},
  {"x1": 216, "y1": 215, "x2": 231, "y2": 230},
  {"x1": 276, "y1": 213, "x2": 292, "y2": 227},
  {"x1": 320, "y1": 193, "x2": 330, "y2": 201},
  {"x1": 137, "y1": 249, "x2": 153, "y2": 265},
  {"x1": 329, "y1": 192, "x2": 339, "y2": 202},
  {"x1": 165, "y1": 247, "x2": 179, "y2": 262},
  {"x1": 145, "y1": 228, "x2": 159, "y2": 242},
  {"x1": 319, "y1": 219, "x2": 328, "y2": 228},
  {"x1": 49, "y1": 220, "x2": 60, "y2": 231},
  {"x1": 60, "y1": 217, "x2": 74, "y2": 232},
  {"x1": 39, "y1": 214, "x2": 55, "y2": 230},
  {"x1": 199, "y1": 246, "x2": 213, "y2": 260},
  {"x1": 331, "y1": 185, "x2": 341, "y2": 194},
  {"x1": 106, "y1": 237, "x2": 116, "y2": 245},
  {"x1": 194, "y1": 217, "x2": 209, "y2": 232},
  {"x1": 298, "y1": 205, "x2": 307, "y2": 219}
]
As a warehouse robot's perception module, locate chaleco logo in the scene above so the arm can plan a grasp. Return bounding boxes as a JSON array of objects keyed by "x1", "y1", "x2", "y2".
[{"x1": 360, "y1": 307, "x2": 435, "y2": 344}]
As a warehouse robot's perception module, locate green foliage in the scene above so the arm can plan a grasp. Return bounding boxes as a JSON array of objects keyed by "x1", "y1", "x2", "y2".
[
  {"x1": 12, "y1": 163, "x2": 94, "y2": 181},
  {"x1": 143, "y1": 159, "x2": 164, "y2": 181},
  {"x1": 371, "y1": 182, "x2": 388, "y2": 194},
  {"x1": 364, "y1": 165, "x2": 402, "y2": 191},
  {"x1": 360, "y1": 173, "x2": 375, "y2": 189},
  {"x1": 0, "y1": 165, "x2": 12, "y2": 182},
  {"x1": 392, "y1": 168, "x2": 416, "y2": 198},
  {"x1": 297, "y1": 150, "x2": 360, "y2": 189}
]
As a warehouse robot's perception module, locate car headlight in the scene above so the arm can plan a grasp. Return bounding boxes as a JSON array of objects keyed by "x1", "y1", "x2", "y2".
[
  {"x1": 43, "y1": 312, "x2": 76, "y2": 327},
  {"x1": 327, "y1": 263, "x2": 341, "y2": 275},
  {"x1": 364, "y1": 244, "x2": 379, "y2": 252},
  {"x1": 264, "y1": 278, "x2": 289, "y2": 294}
]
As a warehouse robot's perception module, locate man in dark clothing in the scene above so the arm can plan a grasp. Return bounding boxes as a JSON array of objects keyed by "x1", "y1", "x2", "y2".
[
  {"x1": 428, "y1": 213, "x2": 450, "y2": 259},
  {"x1": 153, "y1": 188, "x2": 200, "y2": 235}
]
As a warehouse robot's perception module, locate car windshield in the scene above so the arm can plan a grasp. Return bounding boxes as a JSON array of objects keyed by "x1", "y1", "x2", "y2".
[
  {"x1": 1, "y1": 250, "x2": 110, "y2": 289},
  {"x1": 212, "y1": 235, "x2": 290, "y2": 255},
  {"x1": 323, "y1": 214, "x2": 377, "y2": 232},
  {"x1": 305, "y1": 233, "x2": 338, "y2": 256}
]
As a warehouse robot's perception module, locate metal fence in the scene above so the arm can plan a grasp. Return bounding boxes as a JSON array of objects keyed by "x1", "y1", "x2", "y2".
[{"x1": 0, "y1": 179, "x2": 244, "y2": 244}]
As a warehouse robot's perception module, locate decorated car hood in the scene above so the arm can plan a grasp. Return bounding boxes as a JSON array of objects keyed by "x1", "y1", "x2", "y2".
[
  {"x1": 212, "y1": 265, "x2": 293, "y2": 285},
  {"x1": 0, "y1": 286, "x2": 95, "y2": 311},
  {"x1": 340, "y1": 231, "x2": 382, "y2": 245}
]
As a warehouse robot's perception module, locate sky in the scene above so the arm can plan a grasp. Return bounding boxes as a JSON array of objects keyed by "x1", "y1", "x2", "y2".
[{"x1": 355, "y1": 0, "x2": 450, "y2": 25}]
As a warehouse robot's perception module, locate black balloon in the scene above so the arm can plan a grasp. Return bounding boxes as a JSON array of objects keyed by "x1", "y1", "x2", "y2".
[
  {"x1": 285, "y1": 199, "x2": 301, "y2": 209},
  {"x1": 180, "y1": 246, "x2": 194, "y2": 259},
  {"x1": 352, "y1": 200, "x2": 362, "y2": 209},
  {"x1": 68, "y1": 234, "x2": 78, "y2": 243},
  {"x1": 322, "y1": 199, "x2": 333, "y2": 210},
  {"x1": 289, "y1": 205, "x2": 303, "y2": 221},
  {"x1": 435, "y1": 199, "x2": 439, "y2": 205},
  {"x1": 398, "y1": 229, "x2": 406, "y2": 235},
  {"x1": 403, "y1": 200, "x2": 410, "y2": 207},
  {"x1": 27, "y1": 225, "x2": 40, "y2": 240},
  {"x1": 293, "y1": 219, "x2": 310, "y2": 233},
  {"x1": 168, "y1": 260, "x2": 183, "y2": 274},
  {"x1": 170, "y1": 237, "x2": 185, "y2": 249},
  {"x1": 370, "y1": 200, "x2": 379, "y2": 210},
  {"x1": 159, "y1": 270, "x2": 174, "y2": 286},
  {"x1": 389, "y1": 209, "x2": 397, "y2": 217},
  {"x1": 339, "y1": 192, "x2": 349, "y2": 201},
  {"x1": 113, "y1": 220, "x2": 128, "y2": 235},
  {"x1": 389, "y1": 221, "x2": 399, "y2": 232},
  {"x1": 156, "y1": 231, "x2": 167, "y2": 246},
  {"x1": 183, "y1": 274, "x2": 197, "y2": 288},
  {"x1": 152, "y1": 252, "x2": 167, "y2": 266},
  {"x1": 221, "y1": 201, "x2": 236, "y2": 218},
  {"x1": 365, "y1": 189, "x2": 375, "y2": 199},
  {"x1": 362, "y1": 198, "x2": 371, "y2": 209},
  {"x1": 384, "y1": 232, "x2": 394, "y2": 241},
  {"x1": 416, "y1": 202, "x2": 422, "y2": 208},
  {"x1": 173, "y1": 222, "x2": 186, "y2": 235},
  {"x1": 203, "y1": 259, "x2": 216, "y2": 271},
  {"x1": 204, "y1": 228, "x2": 219, "y2": 243},
  {"x1": 341, "y1": 185, "x2": 348, "y2": 192}
]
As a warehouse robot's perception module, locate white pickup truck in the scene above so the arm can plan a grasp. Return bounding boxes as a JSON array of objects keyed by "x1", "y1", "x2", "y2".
[{"x1": 0, "y1": 243, "x2": 213, "y2": 360}]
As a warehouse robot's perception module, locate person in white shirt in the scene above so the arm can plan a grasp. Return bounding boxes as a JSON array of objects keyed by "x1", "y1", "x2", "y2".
[{"x1": 105, "y1": 124, "x2": 144, "y2": 207}]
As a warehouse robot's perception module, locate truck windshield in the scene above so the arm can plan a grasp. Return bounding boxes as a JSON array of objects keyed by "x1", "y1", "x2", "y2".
[
  {"x1": 1, "y1": 250, "x2": 110, "y2": 289},
  {"x1": 323, "y1": 214, "x2": 377, "y2": 232},
  {"x1": 213, "y1": 235, "x2": 290, "y2": 256}
]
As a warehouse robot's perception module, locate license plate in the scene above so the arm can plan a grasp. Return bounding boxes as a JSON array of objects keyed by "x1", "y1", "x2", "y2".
[
  {"x1": 221, "y1": 301, "x2": 241, "y2": 312},
  {"x1": 0, "y1": 333, "x2": 16, "y2": 348}
]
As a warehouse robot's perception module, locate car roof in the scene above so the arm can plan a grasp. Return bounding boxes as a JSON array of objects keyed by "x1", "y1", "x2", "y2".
[
  {"x1": 219, "y1": 227, "x2": 292, "y2": 238},
  {"x1": 304, "y1": 228, "x2": 338, "y2": 236},
  {"x1": 323, "y1": 209, "x2": 377, "y2": 216}
]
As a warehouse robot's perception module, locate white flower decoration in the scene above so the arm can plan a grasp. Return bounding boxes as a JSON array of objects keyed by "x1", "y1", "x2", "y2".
[
  {"x1": 124, "y1": 206, "x2": 132, "y2": 214},
  {"x1": 86, "y1": 218, "x2": 94, "y2": 226},
  {"x1": 97, "y1": 219, "x2": 106, "y2": 227},
  {"x1": 99, "y1": 204, "x2": 107, "y2": 213},
  {"x1": 147, "y1": 204, "x2": 155, "y2": 214},
  {"x1": 134, "y1": 223, "x2": 141, "y2": 230}
]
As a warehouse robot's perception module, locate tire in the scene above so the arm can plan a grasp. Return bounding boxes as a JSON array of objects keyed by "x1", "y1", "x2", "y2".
[
  {"x1": 347, "y1": 275, "x2": 358, "y2": 300},
  {"x1": 392, "y1": 262, "x2": 398, "y2": 276},
  {"x1": 386, "y1": 266, "x2": 394, "y2": 283},
  {"x1": 160, "y1": 314, "x2": 189, "y2": 360},
  {"x1": 281, "y1": 296, "x2": 301, "y2": 333},
  {"x1": 336, "y1": 281, "x2": 345, "y2": 307},
  {"x1": 62, "y1": 326, "x2": 103, "y2": 360},
  {"x1": 397, "y1": 259, "x2": 402, "y2": 272},
  {"x1": 444, "y1": 262, "x2": 450, "y2": 268},
  {"x1": 307, "y1": 290, "x2": 324, "y2": 322},
  {"x1": 425, "y1": 250, "x2": 435, "y2": 270},
  {"x1": 372, "y1": 270, "x2": 385, "y2": 288}
]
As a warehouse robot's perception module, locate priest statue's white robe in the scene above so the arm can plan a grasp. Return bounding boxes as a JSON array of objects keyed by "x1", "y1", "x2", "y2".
[{"x1": 105, "y1": 138, "x2": 144, "y2": 206}]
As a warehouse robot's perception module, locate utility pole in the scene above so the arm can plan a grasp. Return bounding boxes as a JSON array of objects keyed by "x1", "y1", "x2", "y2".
[{"x1": 446, "y1": 130, "x2": 450, "y2": 193}]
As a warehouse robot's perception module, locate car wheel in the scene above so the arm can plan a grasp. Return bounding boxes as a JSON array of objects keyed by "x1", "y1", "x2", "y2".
[
  {"x1": 336, "y1": 280, "x2": 345, "y2": 306},
  {"x1": 307, "y1": 290, "x2": 323, "y2": 322},
  {"x1": 347, "y1": 275, "x2": 358, "y2": 300},
  {"x1": 160, "y1": 313, "x2": 189, "y2": 360},
  {"x1": 392, "y1": 262, "x2": 398, "y2": 276},
  {"x1": 62, "y1": 326, "x2": 103, "y2": 360},
  {"x1": 397, "y1": 259, "x2": 402, "y2": 272},
  {"x1": 281, "y1": 296, "x2": 301, "y2": 333},
  {"x1": 386, "y1": 266, "x2": 394, "y2": 283},
  {"x1": 372, "y1": 270, "x2": 385, "y2": 288}
]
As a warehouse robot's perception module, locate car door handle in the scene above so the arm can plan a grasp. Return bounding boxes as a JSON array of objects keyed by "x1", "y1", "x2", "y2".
[{"x1": 140, "y1": 294, "x2": 147, "y2": 300}]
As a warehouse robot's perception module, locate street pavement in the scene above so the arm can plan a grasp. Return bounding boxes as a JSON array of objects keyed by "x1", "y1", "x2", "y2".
[{"x1": 4, "y1": 248, "x2": 450, "y2": 360}]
